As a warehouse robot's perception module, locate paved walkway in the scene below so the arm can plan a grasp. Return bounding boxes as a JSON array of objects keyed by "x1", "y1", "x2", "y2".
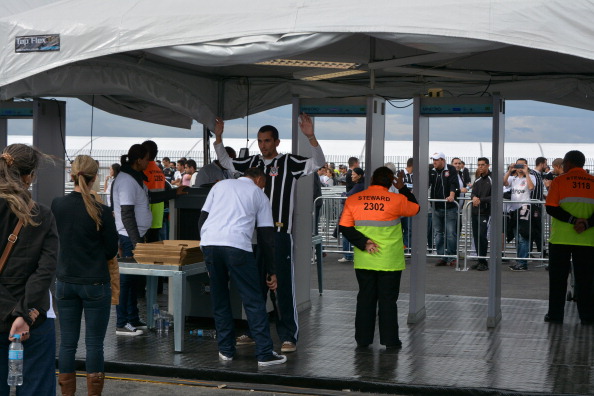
[{"x1": 60, "y1": 256, "x2": 592, "y2": 395}]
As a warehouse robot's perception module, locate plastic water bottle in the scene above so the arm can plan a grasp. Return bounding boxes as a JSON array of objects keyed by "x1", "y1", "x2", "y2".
[
  {"x1": 8, "y1": 334, "x2": 23, "y2": 387},
  {"x1": 152, "y1": 303, "x2": 161, "y2": 330},
  {"x1": 189, "y1": 329, "x2": 216, "y2": 339}
]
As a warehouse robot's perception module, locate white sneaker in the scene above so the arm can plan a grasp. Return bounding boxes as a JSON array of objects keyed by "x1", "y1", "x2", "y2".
[
  {"x1": 218, "y1": 352, "x2": 233, "y2": 361},
  {"x1": 337, "y1": 258, "x2": 351, "y2": 263},
  {"x1": 116, "y1": 323, "x2": 143, "y2": 336}
]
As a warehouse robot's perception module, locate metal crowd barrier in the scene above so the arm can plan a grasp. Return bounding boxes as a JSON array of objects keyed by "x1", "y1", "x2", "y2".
[
  {"x1": 312, "y1": 193, "x2": 550, "y2": 273},
  {"x1": 460, "y1": 198, "x2": 549, "y2": 271},
  {"x1": 312, "y1": 195, "x2": 347, "y2": 255}
]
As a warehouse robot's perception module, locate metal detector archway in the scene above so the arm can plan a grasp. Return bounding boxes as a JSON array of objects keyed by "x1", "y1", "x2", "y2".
[
  {"x1": 409, "y1": 95, "x2": 505, "y2": 328},
  {"x1": 0, "y1": 99, "x2": 66, "y2": 207},
  {"x1": 289, "y1": 96, "x2": 386, "y2": 312}
]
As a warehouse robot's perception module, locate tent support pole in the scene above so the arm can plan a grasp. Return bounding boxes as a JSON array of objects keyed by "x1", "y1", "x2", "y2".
[
  {"x1": 408, "y1": 95, "x2": 428, "y2": 324},
  {"x1": 487, "y1": 95, "x2": 505, "y2": 328}
]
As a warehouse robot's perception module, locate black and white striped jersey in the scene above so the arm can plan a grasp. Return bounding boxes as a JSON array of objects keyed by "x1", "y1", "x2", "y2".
[
  {"x1": 402, "y1": 170, "x2": 413, "y2": 189},
  {"x1": 230, "y1": 154, "x2": 310, "y2": 233},
  {"x1": 529, "y1": 169, "x2": 544, "y2": 201},
  {"x1": 215, "y1": 143, "x2": 326, "y2": 234}
]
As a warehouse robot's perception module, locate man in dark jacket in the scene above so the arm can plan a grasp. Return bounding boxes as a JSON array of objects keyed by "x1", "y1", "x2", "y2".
[
  {"x1": 470, "y1": 157, "x2": 492, "y2": 271},
  {"x1": 429, "y1": 152, "x2": 460, "y2": 266},
  {"x1": 345, "y1": 157, "x2": 360, "y2": 192}
]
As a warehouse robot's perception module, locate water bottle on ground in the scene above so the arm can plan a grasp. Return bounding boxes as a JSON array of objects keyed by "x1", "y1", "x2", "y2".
[
  {"x1": 152, "y1": 304, "x2": 161, "y2": 324},
  {"x1": 155, "y1": 317, "x2": 165, "y2": 333},
  {"x1": 8, "y1": 334, "x2": 23, "y2": 387},
  {"x1": 162, "y1": 313, "x2": 171, "y2": 334},
  {"x1": 153, "y1": 303, "x2": 164, "y2": 333},
  {"x1": 189, "y1": 329, "x2": 216, "y2": 339}
]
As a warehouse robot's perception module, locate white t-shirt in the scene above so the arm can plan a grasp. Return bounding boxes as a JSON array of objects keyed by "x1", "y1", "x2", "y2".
[
  {"x1": 200, "y1": 177, "x2": 273, "y2": 252},
  {"x1": 112, "y1": 171, "x2": 152, "y2": 237},
  {"x1": 173, "y1": 170, "x2": 182, "y2": 182},
  {"x1": 508, "y1": 174, "x2": 536, "y2": 212}
]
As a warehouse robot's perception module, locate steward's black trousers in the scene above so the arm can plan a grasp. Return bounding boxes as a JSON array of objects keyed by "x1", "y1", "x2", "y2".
[
  {"x1": 354, "y1": 269, "x2": 402, "y2": 347},
  {"x1": 548, "y1": 243, "x2": 594, "y2": 322}
]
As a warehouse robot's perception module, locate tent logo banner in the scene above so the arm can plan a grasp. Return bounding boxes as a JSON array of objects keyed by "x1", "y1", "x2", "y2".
[{"x1": 15, "y1": 35, "x2": 60, "y2": 53}]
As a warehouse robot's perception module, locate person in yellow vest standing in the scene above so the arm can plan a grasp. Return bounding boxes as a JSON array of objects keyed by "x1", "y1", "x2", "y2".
[
  {"x1": 545, "y1": 150, "x2": 594, "y2": 325},
  {"x1": 339, "y1": 167, "x2": 420, "y2": 349},
  {"x1": 142, "y1": 140, "x2": 167, "y2": 243},
  {"x1": 141, "y1": 140, "x2": 188, "y2": 296}
]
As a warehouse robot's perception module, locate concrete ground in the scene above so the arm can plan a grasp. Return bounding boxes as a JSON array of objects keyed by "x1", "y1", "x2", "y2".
[
  {"x1": 65, "y1": 373, "x2": 399, "y2": 396},
  {"x1": 313, "y1": 252, "x2": 549, "y2": 300},
  {"x1": 55, "y1": 253, "x2": 554, "y2": 396}
]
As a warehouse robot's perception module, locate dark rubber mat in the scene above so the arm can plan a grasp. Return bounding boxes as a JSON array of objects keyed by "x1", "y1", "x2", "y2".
[{"x1": 57, "y1": 288, "x2": 594, "y2": 395}]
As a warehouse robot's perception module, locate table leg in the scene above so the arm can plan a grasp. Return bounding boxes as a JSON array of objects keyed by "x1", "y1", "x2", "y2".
[
  {"x1": 316, "y1": 242, "x2": 323, "y2": 295},
  {"x1": 146, "y1": 276, "x2": 158, "y2": 329},
  {"x1": 172, "y1": 271, "x2": 185, "y2": 352}
]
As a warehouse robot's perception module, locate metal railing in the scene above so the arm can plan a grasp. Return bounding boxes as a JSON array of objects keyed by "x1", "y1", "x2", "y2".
[
  {"x1": 312, "y1": 193, "x2": 550, "y2": 271},
  {"x1": 459, "y1": 198, "x2": 549, "y2": 271}
]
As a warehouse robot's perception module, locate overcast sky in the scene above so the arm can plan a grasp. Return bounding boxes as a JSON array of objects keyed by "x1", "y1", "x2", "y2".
[{"x1": 7, "y1": 98, "x2": 594, "y2": 143}]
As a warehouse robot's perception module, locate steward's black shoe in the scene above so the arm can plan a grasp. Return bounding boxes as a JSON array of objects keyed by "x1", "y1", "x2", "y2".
[
  {"x1": 385, "y1": 340, "x2": 403, "y2": 349},
  {"x1": 544, "y1": 314, "x2": 563, "y2": 324}
]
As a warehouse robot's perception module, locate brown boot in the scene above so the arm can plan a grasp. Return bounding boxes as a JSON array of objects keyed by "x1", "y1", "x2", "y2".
[
  {"x1": 58, "y1": 372, "x2": 76, "y2": 396},
  {"x1": 86, "y1": 372, "x2": 105, "y2": 396}
]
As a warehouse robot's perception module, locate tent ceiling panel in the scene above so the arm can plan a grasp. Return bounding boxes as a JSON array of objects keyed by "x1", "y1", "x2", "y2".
[{"x1": 2, "y1": 0, "x2": 594, "y2": 128}]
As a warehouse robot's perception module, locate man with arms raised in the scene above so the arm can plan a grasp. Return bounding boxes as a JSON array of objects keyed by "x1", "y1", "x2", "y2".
[{"x1": 213, "y1": 114, "x2": 325, "y2": 353}]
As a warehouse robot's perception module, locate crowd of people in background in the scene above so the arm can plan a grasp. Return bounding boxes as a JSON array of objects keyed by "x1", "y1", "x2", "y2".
[{"x1": 317, "y1": 153, "x2": 571, "y2": 274}]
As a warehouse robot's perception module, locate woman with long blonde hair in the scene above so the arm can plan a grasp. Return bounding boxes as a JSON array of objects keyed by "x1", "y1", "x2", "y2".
[
  {"x1": 52, "y1": 155, "x2": 118, "y2": 396},
  {"x1": 0, "y1": 144, "x2": 58, "y2": 396}
]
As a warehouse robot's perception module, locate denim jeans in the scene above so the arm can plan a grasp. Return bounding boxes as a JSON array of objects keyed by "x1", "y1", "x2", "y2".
[
  {"x1": 56, "y1": 280, "x2": 111, "y2": 373},
  {"x1": 202, "y1": 245, "x2": 274, "y2": 361},
  {"x1": 342, "y1": 236, "x2": 353, "y2": 260},
  {"x1": 433, "y1": 206, "x2": 458, "y2": 262},
  {"x1": 0, "y1": 318, "x2": 56, "y2": 396},
  {"x1": 401, "y1": 217, "x2": 411, "y2": 249},
  {"x1": 516, "y1": 231, "x2": 529, "y2": 267},
  {"x1": 116, "y1": 234, "x2": 142, "y2": 328}
]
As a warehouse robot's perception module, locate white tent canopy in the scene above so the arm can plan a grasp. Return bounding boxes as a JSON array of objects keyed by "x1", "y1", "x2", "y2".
[{"x1": 2, "y1": 0, "x2": 594, "y2": 129}]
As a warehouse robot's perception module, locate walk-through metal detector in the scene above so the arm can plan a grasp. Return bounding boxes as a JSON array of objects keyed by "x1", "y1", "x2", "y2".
[
  {"x1": 408, "y1": 95, "x2": 505, "y2": 328},
  {"x1": 290, "y1": 96, "x2": 386, "y2": 312},
  {"x1": 0, "y1": 99, "x2": 66, "y2": 207}
]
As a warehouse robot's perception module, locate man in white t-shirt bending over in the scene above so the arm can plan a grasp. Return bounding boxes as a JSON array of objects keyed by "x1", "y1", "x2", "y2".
[
  {"x1": 504, "y1": 158, "x2": 535, "y2": 271},
  {"x1": 198, "y1": 167, "x2": 286, "y2": 366}
]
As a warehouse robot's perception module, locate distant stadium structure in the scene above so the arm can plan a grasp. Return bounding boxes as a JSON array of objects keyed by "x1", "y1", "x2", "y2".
[{"x1": 7, "y1": 135, "x2": 592, "y2": 178}]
